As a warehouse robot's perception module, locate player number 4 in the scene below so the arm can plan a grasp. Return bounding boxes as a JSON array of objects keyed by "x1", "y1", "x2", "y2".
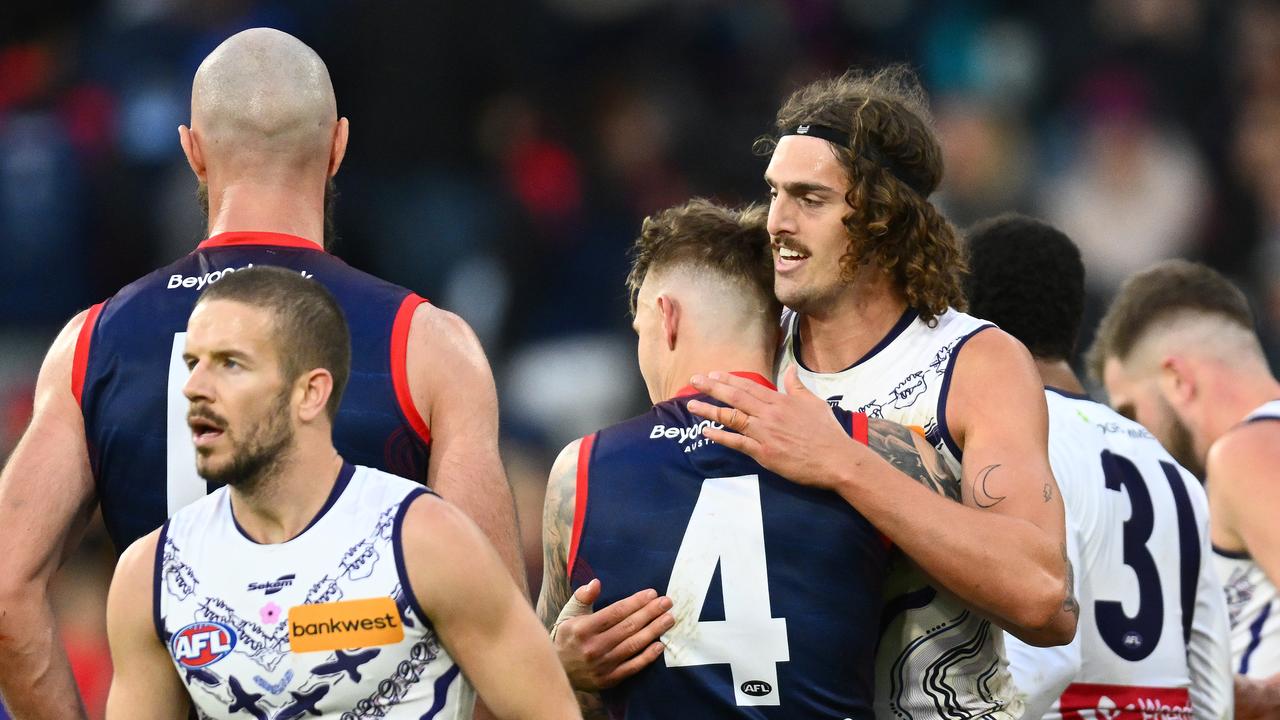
[{"x1": 662, "y1": 474, "x2": 790, "y2": 707}]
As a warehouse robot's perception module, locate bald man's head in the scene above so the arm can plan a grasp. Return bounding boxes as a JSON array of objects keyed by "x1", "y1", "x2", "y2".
[{"x1": 191, "y1": 28, "x2": 338, "y2": 172}]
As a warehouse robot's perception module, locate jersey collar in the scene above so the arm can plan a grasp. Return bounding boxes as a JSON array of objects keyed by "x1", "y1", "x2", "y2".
[
  {"x1": 672, "y1": 371, "x2": 776, "y2": 399},
  {"x1": 197, "y1": 231, "x2": 324, "y2": 252}
]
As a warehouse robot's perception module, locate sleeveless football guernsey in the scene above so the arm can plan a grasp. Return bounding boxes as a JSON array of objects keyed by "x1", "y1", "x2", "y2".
[
  {"x1": 74, "y1": 231, "x2": 431, "y2": 552},
  {"x1": 569, "y1": 375, "x2": 889, "y2": 718},
  {"x1": 157, "y1": 463, "x2": 474, "y2": 719},
  {"x1": 778, "y1": 308, "x2": 1021, "y2": 720},
  {"x1": 1214, "y1": 399, "x2": 1280, "y2": 679}
]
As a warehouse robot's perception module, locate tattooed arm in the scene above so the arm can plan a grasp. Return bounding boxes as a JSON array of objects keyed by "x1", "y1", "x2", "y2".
[
  {"x1": 537, "y1": 440, "x2": 670, "y2": 719},
  {"x1": 864, "y1": 419, "x2": 961, "y2": 501},
  {"x1": 689, "y1": 358, "x2": 1072, "y2": 646}
]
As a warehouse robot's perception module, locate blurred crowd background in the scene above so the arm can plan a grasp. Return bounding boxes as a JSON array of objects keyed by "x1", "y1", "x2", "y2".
[{"x1": 2, "y1": 0, "x2": 1280, "y2": 716}]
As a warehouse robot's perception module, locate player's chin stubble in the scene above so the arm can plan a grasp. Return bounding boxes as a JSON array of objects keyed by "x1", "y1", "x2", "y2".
[{"x1": 197, "y1": 392, "x2": 295, "y2": 493}]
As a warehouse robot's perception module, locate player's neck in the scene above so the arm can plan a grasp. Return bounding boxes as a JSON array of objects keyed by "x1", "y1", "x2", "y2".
[
  {"x1": 205, "y1": 179, "x2": 325, "y2": 248},
  {"x1": 1203, "y1": 364, "x2": 1280, "y2": 442},
  {"x1": 1035, "y1": 359, "x2": 1087, "y2": 396},
  {"x1": 795, "y1": 279, "x2": 909, "y2": 373},
  {"x1": 228, "y1": 443, "x2": 344, "y2": 544},
  {"x1": 664, "y1": 343, "x2": 774, "y2": 401}
]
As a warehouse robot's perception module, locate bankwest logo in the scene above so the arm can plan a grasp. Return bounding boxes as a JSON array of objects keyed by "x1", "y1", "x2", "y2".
[
  {"x1": 247, "y1": 573, "x2": 296, "y2": 595},
  {"x1": 288, "y1": 596, "x2": 404, "y2": 653},
  {"x1": 170, "y1": 621, "x2": 236, "y2": 668},
  {"x1": 167, "y1": 263, "x2": 312, "y2": 291}
]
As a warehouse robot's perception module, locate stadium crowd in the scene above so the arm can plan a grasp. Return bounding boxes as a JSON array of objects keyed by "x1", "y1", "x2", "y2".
[{"x1": 2, "y1": 0, "x2": 1280, "y2": 718}]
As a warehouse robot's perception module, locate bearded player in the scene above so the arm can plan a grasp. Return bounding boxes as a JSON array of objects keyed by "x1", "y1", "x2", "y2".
[
  {"x1": 1089, "y1": 260, "x2": 1280, "y2": 719},
  {"x1": 105, "y1": 267, "x2": 577, "y2": 719},
  {"x1": 967, "y1": 215, "x2": 1231, "y2": 719},
  {"x1": 0, "y1": 28, "x2": 521, "y2": 718}
]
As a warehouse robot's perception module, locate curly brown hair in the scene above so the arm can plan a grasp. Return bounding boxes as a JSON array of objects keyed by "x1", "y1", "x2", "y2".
[
  {"x1": 626, "y1": 198, "x2": 776, "y2": 317},
  {"x1": 756, "y1": 65, "x2": 966, "y2": 324}
]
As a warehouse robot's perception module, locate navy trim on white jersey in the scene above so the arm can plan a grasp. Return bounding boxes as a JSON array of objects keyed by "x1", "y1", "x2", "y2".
[
  {"x1": 1214, "y1": 544, "x2": 1252, "y2": 560},
  {"x1": 152, "y1": 518, "x2": 170, "y2": 645},
  {"x1": 1241, "y1": 602, "x2": 1274, "y2": 674},
  {"x1": 228, "y1": 462, "x2": 356, "y2": 544},
  {"x1": 1045, "y1": 386, "x2": 1092, "y2": 402},
  {"x1": 792, "y1": 307, "x2": 919, "y2": 373},
  {"x1": 935, "y1": 325, "x2": 995, "y2": 462},
  {"x1": 394, "y1": 487, "x2": 433, "y2": 628}
]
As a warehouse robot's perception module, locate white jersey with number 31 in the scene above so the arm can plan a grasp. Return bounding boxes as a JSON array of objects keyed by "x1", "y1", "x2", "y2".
[{"x1": 1006, "y1": 390, "x2": 1232, "y2": 720}]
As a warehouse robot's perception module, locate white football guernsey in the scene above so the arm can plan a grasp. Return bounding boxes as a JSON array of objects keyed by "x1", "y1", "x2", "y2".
[
  {"x1": 1213, "y1": 399, "x2": 1280, "y2": 679},
  {"x1": 156, "y1": 463, "x2": 475, "y2": 719},
  {"x1": 778, "y1": 307, "x2": 1023, "y2": 720},
  {"x1": 1006, "y1": 390, "x2": 1231, "y2": 720}
]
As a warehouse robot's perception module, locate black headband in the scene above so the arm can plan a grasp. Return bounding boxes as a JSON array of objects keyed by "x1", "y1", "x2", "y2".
[{"x1": 780, "y1": 124, "x2": 929, "y2": 196}]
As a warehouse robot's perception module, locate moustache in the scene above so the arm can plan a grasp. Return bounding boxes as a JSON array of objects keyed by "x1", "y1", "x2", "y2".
[{"x1": 187, "y1": 406, "x2": 228, "y2": 431}]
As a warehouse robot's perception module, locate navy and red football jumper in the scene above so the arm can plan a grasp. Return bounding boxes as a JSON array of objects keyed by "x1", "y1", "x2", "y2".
[
  {"x1": 568, "y1": 373, "x2": 887, "y2": 719},
  {"x1": 74, "y1": 231, "x2": 431, "y2": 552}
]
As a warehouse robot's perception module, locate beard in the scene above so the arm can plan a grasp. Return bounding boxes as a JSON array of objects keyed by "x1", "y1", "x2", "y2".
[
  {"x1": 1163, "y1": 410, "x2": 1204, "y2": 480},
  {"x1": 197, "y1": 178, "x2": 338, "y2": 249},
  {"x1": 195, "y1": 389, "x2": 295, "y2": 493}
]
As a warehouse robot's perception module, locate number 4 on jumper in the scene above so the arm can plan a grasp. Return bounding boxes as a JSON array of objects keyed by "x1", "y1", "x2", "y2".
[{"x1": 662, "y1": 475, "x2": 790, "y2": 706}]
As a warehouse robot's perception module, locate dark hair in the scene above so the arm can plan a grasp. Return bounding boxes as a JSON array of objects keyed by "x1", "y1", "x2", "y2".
[
  {"x1": 1086, "y1": 259, "x2": 1256, "y2": 382},
  {"x1": 964, "y1": 214, "x2": 1084, "y2": 361},
  {"x1": 197, "y1": 265, "x2": 351, "y2": 420},
  {"x1": 755, "y1": 65, "x2": 965, "y2": 323},
  {"x1": 627, "y1": 198, "x2": 777, "y2": 316}
]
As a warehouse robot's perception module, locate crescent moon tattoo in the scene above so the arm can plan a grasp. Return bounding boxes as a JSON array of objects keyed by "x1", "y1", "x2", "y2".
[{"x1": 973, "y1": 464, "x2": 1006, "y2": 509}]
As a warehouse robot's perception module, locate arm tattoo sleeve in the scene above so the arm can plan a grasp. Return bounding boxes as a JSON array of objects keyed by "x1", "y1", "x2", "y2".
[
  {"x1": 866, "y1": 419, "x2": 962, "y2": 501},
  {"x1": 536, "y1": 453, "x2": 578, "y2": 631}
]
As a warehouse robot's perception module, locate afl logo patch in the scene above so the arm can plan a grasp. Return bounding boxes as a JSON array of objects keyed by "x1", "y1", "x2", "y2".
[{"x1": 171, "y1": 621, "x2": 236, "y2": 667}]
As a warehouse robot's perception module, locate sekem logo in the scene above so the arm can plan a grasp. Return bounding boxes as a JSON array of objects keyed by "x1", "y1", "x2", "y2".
[{"x1": 171, "y1": 621, "x2": 237, "y2": 668}]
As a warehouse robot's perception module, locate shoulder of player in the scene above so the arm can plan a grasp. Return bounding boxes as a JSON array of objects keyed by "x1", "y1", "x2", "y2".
[
  {"x1": 112, "y1": 527, "x2": 162, "y2": 601},
  {"x1": 1207, "y1": 421, "x2": 1280, "y2": 491},
  {"x1": 32, "y1": 307, "x2": 94, "y2": 407},
  {"x1": 408, "y1": 301, "x2": 484, "y2": 363},
  {"x1": 946, "y1": 327, "x2": 1046, "y2": 425},
  {"x1": 398, "y1": 491, "x2": 487, "y2": 560},
  {"x1": 404, "y1": 302, "x2": 494, "y2": 403},
  {"x1": 550, "y1": 438, "x2": 583, "y2": 485}
]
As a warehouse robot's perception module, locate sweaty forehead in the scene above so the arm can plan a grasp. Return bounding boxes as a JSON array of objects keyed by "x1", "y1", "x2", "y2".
[{"x1": 766, "y1": 135, "x2": 848, "y2": 188}]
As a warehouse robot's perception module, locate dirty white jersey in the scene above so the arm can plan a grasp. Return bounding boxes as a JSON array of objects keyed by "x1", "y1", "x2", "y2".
[
  {"x1": 778, "y1": 307, "x2": 1022, "y2": 720},
  {"x1": 156, "y1": 463, "x2": 475, "y2": 719},
  {"x1": 1006, "y1": 390, "x2": 1231, "y2": 720},
  {"x1": 1213, "y1": 400, "x2": 1280, "y2": 679}
]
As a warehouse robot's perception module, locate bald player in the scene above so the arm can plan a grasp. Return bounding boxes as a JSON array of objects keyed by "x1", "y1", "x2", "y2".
[
  {"x1": 0, "y1": 28, "x2": 520, "y2": 719},
  {"x1": 1089, "y1": 260, "x2": 1280, "y2": 718}
]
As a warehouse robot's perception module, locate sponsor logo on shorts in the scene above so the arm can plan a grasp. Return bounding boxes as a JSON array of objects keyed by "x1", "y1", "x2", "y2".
[
  {"x1": 171, "y1": 621, "x2": 237, "y2": 668},
  {"x1": 287, "y1": 597, "x2": 404, "y2": 653},
  {"x1": 167, "y1": 264, "x2": 312, "y2": 291}
]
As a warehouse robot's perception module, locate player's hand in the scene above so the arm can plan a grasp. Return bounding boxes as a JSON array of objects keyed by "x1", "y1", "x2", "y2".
[
  {"x1": 687, "y1": 365, "x2": 862, "y2": 490},
  {"x1": 551, "y1": 579, "x2": 673, "y2": 691}
]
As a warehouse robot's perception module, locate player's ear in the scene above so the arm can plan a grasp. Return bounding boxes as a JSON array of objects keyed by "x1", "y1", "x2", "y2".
[
  {"x1": 296, "y1": 369, "x2": 334, "y2": 423},
  {"x1": 1158, "y1": 355, "x2": 1196, "y2": 406},
  {"x1": 179, "y1": 125, "x2": 207, "y2": 181},
  {"x1": 328, "y1": 118, "x2": 349, "y2": 178},
  {"x1": 657, "y1": 294, "x2": 679, "y2": 351}
]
